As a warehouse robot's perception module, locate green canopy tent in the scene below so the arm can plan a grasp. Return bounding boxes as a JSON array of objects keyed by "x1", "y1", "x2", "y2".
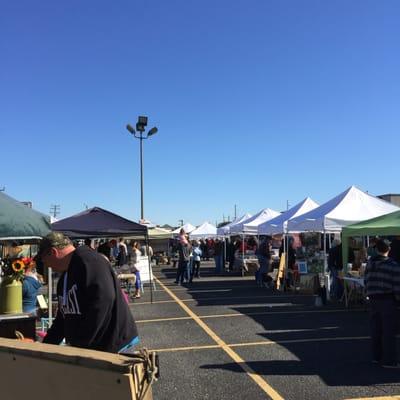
[
  {"x1": 342, "y1": 210, "x2": 400, "y2": 266},
  {"x1": 0, "y1": 192, "x2": 51, "y2": 241}
]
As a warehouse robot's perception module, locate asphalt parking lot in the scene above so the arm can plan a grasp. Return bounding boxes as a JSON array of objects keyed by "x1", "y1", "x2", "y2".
[{"x1": 130, "y1": 262, "x2": 400, "y2": 400}]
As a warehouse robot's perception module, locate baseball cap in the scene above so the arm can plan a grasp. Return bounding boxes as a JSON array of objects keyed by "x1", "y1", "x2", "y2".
[{"x1": 37, "y1": 232, "x2": 72, "y2": 259}]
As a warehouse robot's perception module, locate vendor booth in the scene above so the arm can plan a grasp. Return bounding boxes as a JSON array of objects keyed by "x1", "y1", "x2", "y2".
[
  {"x1": 172, "y1": 223, "x2": 196, "y2": 234},
  {"x1": 52, "y1": 207, "x2": 154, "y2": 301},
  {"x1": 287, "y1": 186, "x2": 399, "y2": 298},
  {"x1": 230, "y1": 208, "x2": 279, "y2": 235},
  {"x1": 340, "y1": 210, "x2": 400, "y2": 306},
  {"x1": 342, "y1": 209, "x2": 400, "y2": 265},
  {"x1": 217, "y1": 213, "x2": 252, "y2": 236},
  {"x1": 242, "y1": 208, "x2": 280, "y2": 234},
  {"x1": 0, "y1": 192, "x2": 51, "y2": 337},
  {"x1": 0, "y1": 192, "x2": 51, "y2": 241},
  {"x1": 190, "y1": 222, "x2": 217, "y2": 239},
  {"x1": 258, "y1": 197, "x2": 319, "y2": 236}
]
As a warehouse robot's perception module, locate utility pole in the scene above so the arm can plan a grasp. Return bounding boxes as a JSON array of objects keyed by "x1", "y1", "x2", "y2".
[
  {"x1": 234, "y1": 204, "x2": 237, "y2": 220},
  {"x1": 50, "y1": 204, "x2": 60, "y2": 219},
  {"x1": 178, "y1": 219, "x2": 184, "y2": 227},
  {"x1": 286, "y1": 200, "x2": 290, "y2": 210}
]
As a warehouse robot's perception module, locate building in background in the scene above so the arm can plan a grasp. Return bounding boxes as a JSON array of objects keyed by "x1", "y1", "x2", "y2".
[{"x1": 377, "y1": 194, "x2": 400, "y2": 207}]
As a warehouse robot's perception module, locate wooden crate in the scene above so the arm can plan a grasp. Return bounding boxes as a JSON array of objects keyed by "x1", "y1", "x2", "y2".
[{"x1": 0, "y1": 338, "x2": 157, "y2": 400}]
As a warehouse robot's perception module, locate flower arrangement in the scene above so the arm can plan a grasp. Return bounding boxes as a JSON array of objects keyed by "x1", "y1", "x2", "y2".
[{"x1": 0, "y1": 256, "x2": 35, "y2": 282}]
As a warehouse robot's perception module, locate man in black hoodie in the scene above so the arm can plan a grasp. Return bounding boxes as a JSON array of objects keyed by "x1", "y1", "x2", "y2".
[
  {"x1": 365, "y1": 238, "x2": 400, "y2": 368},
  {"x1": 38, "y1": 232, "x2": 138, "y2": 353}
]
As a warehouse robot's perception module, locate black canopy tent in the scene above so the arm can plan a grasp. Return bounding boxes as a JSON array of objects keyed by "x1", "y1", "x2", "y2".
[
  {"x1": 52, "y1": 207, "x2": 153, "y2": 302},
  {"x1": 52, "y1": 207, "x2": 147, "y2": 238}
]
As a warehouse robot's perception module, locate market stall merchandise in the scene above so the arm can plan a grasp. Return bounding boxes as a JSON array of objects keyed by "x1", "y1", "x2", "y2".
[{"x1": 341, "y1": 209, "x2": 400, "y2": 266}]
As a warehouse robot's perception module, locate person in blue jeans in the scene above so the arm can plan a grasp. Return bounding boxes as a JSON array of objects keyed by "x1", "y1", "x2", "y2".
[
  {"x1": 175, "y1": 239, "x2": 192, "y2": 284},
  {"x1": 255, "y1": 237, "x2": 272, "y2": 287},
  {"x1": 191, "y1": 241, "x2": 203, "y2": 279},
  {"x1": 213, "y1": 238, "x2": 224, "y2": 275}
]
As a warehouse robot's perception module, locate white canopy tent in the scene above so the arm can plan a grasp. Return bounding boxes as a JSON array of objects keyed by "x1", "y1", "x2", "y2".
[
  {"x1": 230, "y1": 208, "x2": 280, "y2": 234},
  {"x1": 286, "y1": 186, "x2": 399, "y2": 298},
  {"x1": 190, "y1": 222, "x2": 217, "y2": 238},
  {"x1": 258, "y1": 197, "x2": 319, "y2": 235},
  {"x1": 287, "y1": 186, "x2": 399, "y2": 233},
  {"x1": 216, "y1": 213, "x2": 252, "y2": 236},
  {"x1": 172, "y1": 223, "x2": 196, "y2": 234},
  {"x1": 242, "y1": 208, "x2": 281, "y2": 234}
]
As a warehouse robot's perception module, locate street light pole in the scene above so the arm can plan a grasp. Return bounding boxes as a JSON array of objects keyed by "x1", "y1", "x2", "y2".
[
  {"x1": 139, "y1": 131, "x2": 144, "y2": 220},
  {"x1": 126, "y1": 116, "x2": 158, "y2": 222}
]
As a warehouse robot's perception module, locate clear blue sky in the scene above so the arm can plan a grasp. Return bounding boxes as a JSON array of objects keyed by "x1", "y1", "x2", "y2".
[{"x1": 1, "y1": 0, "x2": 399, "y2": 226}]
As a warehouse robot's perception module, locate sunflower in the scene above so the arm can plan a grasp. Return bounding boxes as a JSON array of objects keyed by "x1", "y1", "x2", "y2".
[{"x1": 12, "y1": 260, "x2": 25, "y2": 273}]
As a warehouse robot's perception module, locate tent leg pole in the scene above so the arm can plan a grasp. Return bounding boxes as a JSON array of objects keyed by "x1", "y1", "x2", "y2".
[
  {"x1": 145, "y1": 232, "x2": 153, "y2": 304},
  {"x1": 48, "y1": 267, "x2": 53, "y2": 326},
  {"x1": 324, "y1": 231, "x2": 330, "y2": 302}
]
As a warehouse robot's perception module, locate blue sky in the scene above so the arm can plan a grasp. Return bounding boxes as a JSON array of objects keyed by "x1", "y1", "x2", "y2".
[{"x1": 1, "y1": 0, "x2": 399, "y2": 226}]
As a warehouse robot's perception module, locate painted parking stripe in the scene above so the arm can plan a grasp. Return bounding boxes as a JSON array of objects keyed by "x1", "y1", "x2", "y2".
[
  {"x1": 153, "y1": 344, "x2": 220, "y2": 353},
  {"x1": 229, "y1": 335, "x2": 370, "y2": 348},
  {"x1": 154, "y1": 276, "x2": 285, "y2": 400},
  {"x1": 148, "y1": 335, "x2": 372, "y2": 353},
  {"x1": 135, "y1": 293, "x2": 313, "y2": 305},
  {"x1": 136, "y1": 308, "x2": 357, "y2": 323},
  {"x1": 344, "y1": 397, "x2": 400, "y2": 400}
]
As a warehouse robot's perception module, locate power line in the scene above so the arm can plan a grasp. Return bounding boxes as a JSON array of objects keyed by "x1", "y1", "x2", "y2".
[{"x1": 50, "y1": 204, "x2": 60, "y2": 218}]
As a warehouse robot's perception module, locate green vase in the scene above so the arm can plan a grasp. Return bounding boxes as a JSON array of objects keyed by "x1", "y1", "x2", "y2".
[{"x1": 0, "y1": 278, "x2": 23, "y2": 314}]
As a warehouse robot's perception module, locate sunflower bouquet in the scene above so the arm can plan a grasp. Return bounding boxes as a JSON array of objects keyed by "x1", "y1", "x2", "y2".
[{"x1": 0, "y1": 256, "x2": 34, "y2": 282}]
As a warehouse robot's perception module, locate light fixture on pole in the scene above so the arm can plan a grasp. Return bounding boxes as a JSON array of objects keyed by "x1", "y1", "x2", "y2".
[{"x1": 126, "y1": 116, "x2": 158, "y2": 221}]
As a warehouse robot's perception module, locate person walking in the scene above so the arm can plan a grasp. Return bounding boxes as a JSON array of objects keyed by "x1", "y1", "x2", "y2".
[
  {"x1": 191, "y1": 241, "x2": 203, "y2": 279},
  {"x1": 364, "y1": 238, "x2": 400, "y2": 368}
]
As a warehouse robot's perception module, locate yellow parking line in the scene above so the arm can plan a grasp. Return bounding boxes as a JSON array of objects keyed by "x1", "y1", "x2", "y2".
[
  {"x1": 344, "y1": 397, "x2": 400, "y2": 400},
  {"x1": 154, "y1": 276, "x2": 285, "y2": 400},
  {"x1": 149, "y1": 336, "x2": 371, "y2": 353},
  {"x1": 152, "y1": 344, "x2": 220, "y2": 353},
  {"x1": 135, "y1": 308, "x2": 355, "y2": 323},
  {"x1": 135, "y1": 293, "x2": 312, "y2": 305},
  {"x1": 229, "y1": 336, "x2": 370, "y2": 348},
  {"x1": 137, "y1": 316, "x2": 191, "y2": 323}
]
